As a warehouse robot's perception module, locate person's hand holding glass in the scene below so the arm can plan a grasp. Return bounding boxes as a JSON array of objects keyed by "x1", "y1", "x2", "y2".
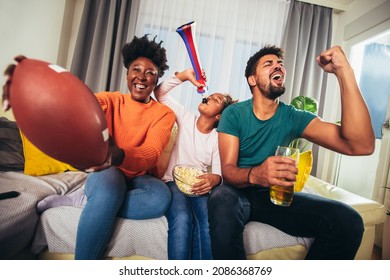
[{"x1": 269, "y1": 146, "x2": 300, "y2": 207}]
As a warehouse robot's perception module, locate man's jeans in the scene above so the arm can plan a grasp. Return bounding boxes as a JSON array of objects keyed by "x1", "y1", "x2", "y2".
[{"x1": 208, "y1": 184, "x2": 364, "y2": 260}]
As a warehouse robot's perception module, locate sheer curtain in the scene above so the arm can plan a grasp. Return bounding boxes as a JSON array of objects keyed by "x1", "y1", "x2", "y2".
[
  {"x1": 70, "y1": 1, "x2": 333, "y2": 116},
  {"x1": 132, "y1": 0, "x2": 291, "y2": 112},
  {"x1": 69, "y1": 0, "x2": 333, "y2": 176}
]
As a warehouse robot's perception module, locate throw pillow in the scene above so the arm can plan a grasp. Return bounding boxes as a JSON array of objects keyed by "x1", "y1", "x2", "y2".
[
  {"x1": 20, "y1": 131, "x2": 78, "y2": 176},
  {"x1": 295, "y1": 150, "x2": 312, "y2": 192},
  {"x1": 0, "y1": 117, "x2": 25, "y2": 171}
]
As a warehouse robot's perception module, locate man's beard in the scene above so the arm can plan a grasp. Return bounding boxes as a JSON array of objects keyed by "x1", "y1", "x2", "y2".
[
  {"x1": 260, "y1": 83, "x2": 285, "y2": 100},
  {"x1": 268, "y1": 85, "x2": 285, "y2": 99}
]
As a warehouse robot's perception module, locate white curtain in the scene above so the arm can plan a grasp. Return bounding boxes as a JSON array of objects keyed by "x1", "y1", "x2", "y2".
[{"x1": 126, "y1": 0, "x2": 291, "y2": 112}]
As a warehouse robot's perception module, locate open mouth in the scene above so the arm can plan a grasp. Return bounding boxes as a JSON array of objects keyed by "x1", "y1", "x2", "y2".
[
  {"x1": 134, "y1": 84, "x2": 146, "y2": 90},
  {"x1": 271, "y1": 72, "x2": 284, "y2": 85},
  {"x1": 272, "y1": 74, "x2": 281, "y2": 80}
]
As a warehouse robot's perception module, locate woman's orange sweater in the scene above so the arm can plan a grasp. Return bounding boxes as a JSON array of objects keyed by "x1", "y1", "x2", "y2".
[{"x1": 96, "y1": 91, "x2": 175, "y2": 179}]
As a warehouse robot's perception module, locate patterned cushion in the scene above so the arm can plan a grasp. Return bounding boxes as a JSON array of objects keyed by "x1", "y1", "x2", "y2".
[{"x1": 0, "y1": 117, "x2": 24, "y2": 171}]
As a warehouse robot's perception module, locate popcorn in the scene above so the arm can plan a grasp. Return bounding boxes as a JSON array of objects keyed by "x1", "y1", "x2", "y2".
[{"x1": 173, "y1": 165, "x2": 204, "y2": 196}]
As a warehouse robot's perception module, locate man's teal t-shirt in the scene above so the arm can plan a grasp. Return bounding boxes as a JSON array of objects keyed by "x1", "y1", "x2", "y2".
[{"x1": 217, "y1": 99, "x2": 316, "y2": 168}]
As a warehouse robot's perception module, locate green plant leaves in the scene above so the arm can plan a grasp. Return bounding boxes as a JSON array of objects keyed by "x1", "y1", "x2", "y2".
[
  {"x1": 290, "y1": 96, "x2": 318, "y2": 114},
  {"x1": 289, "y1": 96, "x2": 319, "y2": 152}
]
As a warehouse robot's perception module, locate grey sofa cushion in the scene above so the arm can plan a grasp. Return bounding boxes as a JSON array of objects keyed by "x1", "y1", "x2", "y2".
[
  {"x1": 0, "y1": 171, "x2": 87, "y2": 259},
  {"x1": 32, "y1": 204, "x2": 313, "y2": 259}
]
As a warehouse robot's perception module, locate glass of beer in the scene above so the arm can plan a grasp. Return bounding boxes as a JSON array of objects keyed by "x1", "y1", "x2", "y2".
[{"x1": 269, "y1": 146, "x2": 300, "y2": 207}]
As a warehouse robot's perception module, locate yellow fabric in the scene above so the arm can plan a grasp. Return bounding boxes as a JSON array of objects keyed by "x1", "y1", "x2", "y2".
[
  {"x1": 246, "y1": 244, "x2": 308, "y2": 260},
  {"x1": 295, "y1": 150, "x2": 312, "y2": 192},
  {"x1": 20, "y1": 131, "x2": 77, "y2": 176}
]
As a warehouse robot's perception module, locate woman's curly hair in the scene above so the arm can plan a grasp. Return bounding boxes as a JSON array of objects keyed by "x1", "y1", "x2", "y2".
[{"x1": 122, "y1": 34, "x2": 169, "y2": 78}]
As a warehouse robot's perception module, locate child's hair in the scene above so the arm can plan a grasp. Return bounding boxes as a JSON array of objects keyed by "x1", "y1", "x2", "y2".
[
  {"x1": 222, "y1": 93, "x2": 238, "y2": 111},
  {"x1": 122, "y1": 34, "x2": 169, "y2": 78},
  {"x1": 214, "y1": 93, "x2": 238, "y2": 128}
]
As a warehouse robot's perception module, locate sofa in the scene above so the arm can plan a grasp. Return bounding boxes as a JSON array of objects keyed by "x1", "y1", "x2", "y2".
[{"x1": 0, "y1": 117, "x2": 387, "y2": 260}]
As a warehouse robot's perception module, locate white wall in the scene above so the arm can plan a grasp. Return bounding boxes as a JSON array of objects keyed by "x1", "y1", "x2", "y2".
[
  {"x1": 59, "y1": 0, "x2": 84, "y2": 70},
  {"x1": 0, "y1": 0, "x2": 67, "y2": 120}
]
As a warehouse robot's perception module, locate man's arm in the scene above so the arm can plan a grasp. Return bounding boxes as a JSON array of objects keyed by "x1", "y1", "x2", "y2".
[
  {"x1": 303, "y1": 46, "x2": 375, "y2": 156},
  {"x1": 219, "y1": 132, "x2": 297, "y2": 188},
  {"x1": 218, "y1": 132, "x2": 251, "y2": 188}
]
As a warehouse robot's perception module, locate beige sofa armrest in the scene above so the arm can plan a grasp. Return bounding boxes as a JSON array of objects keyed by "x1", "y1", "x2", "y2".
[
  {"x1": 304, "y1": 175, "x2": 386, "y2": 227},
  {"x1": 304, "y1": 175, "x2": 386, "y2": 260}
]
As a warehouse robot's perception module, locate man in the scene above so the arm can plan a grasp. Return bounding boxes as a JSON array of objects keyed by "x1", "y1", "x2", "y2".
[{"x1": 208, "y1": 45, "x2": 375, "y2": 260}]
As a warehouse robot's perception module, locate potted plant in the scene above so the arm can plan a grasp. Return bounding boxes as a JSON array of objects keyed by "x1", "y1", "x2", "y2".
[
  {"x1": 289, "y1": 96, "x2": 318, "y2": 151},
  {"x1": 289, "y1": 95, "x2": 318, "y2": 192}
]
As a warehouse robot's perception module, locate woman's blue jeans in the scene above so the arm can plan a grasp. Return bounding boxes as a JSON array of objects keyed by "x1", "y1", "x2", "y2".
[
  {"x1": 164, "y1": 181, "x2": 212, "y2": 260},
  {"x1": 75, "y1": 167, "x2": 171, "y2": 260},
  {"x1": 208, "y1": 184, "x2": 364, "y2": 260}
]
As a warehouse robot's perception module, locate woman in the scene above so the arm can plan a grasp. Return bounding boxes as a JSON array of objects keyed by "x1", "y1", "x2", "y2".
[{"x1": 35, "y1": 35, "x2": 176, "y2": 259}]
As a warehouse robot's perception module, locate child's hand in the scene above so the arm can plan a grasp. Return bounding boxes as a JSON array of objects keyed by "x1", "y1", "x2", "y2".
[
  {"x1": 191, "y1": 173, "x2": 221, "y2": 195},
  {"x1": 175, "y1": 68, "x2": 207, "y2": 90}
]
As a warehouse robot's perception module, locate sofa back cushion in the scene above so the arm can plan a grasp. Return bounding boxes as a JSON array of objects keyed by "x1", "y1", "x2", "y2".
[{"x1": 156, "y1": 125, "x2": 177, "y2": 178}]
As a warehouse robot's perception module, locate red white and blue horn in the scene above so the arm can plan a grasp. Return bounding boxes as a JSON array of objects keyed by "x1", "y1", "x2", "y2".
[{"x1": 176, "y1": 21, "x2": 207, "y2": 95}]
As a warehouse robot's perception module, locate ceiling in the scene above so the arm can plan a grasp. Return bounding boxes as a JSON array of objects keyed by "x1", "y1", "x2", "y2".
[{"x1": 299, "y1": 0, "x2": 355, "y2": 12}]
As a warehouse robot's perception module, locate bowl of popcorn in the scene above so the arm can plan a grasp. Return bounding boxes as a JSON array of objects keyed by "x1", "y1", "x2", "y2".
[{"x1": 172, "y1": 165, "x2": 205, "y2": 196}]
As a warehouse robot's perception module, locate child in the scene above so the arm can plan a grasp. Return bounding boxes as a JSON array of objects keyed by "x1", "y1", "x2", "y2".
[{"x1": 154, "y1": 69, "x2": 237, "y2": 259}]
